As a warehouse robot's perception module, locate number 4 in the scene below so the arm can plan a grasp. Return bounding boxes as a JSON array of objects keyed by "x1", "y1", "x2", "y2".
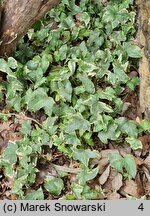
[{"x1": 138, "y1": 203, "x2": 144, "y2": 211}]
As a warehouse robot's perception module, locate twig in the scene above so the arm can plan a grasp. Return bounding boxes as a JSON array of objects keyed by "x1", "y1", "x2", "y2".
[
  {"x1": 51, "y1": 163, "x2": 81, "y2": 174},
  {"x1": 0, "y1": 112, "x2": 42, "y2": 127}
]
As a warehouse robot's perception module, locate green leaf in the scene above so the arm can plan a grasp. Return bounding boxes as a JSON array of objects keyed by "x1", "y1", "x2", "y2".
[
  {"x1": 139, "y1": 119, "x2": 150, "y2": 131},
  {"x1": 72, "y1": 149, "x2": 98, "y2": 167},
  {"x1": 127, "y1": 77, "x2": 140, "y2": 90},
  {"x1": 80, "y1": 12, "x2": 90, "y2": 26},
  {"x1": 58, "y1": 80, "x2": 72, "y2": 102},
  {"x1": 78, "y1": 73, "x2": 95, "y2": 94},
  {"x1": 7, "y1": 95, "x2": 21, "y2": 112},
  {"x1": 26, "y1": 60, "x2": 39, "y2": 70},
  {"x1": 42, "y1": 116, "x2": 58, "y2": 135},
  {"x1": 44, "y1": 176, "x2": 64, "y2": 195},
  {"x1": 41, "y1": 54, "x2": 51, "y2": 73},
  {"x1": 68, "y1": 59, "x2": 76, "y2": 74},
  {"x1": 82, "y1": 184, "x2": 99, "y2": 200},
  {"x1": 109, "y1": 153, "x2": 123, "y2": 172},
  {"x1": 77, "y1": 167, "x2": 99, "y2": 185},
  {"x1": 109, "y1": 153, "x2": 137, "y2": 179},
  {"x1": 0, "y1": 58, "x2": 11, "y2": 73},
  {"x1": 102, "y1": 5, "x2": 129, "y2": 29},
  {"x1": 123, "y1": 42, "x2": 142, "y2": 58},
  {"x1": 4, "y1": 164, "x2": 14, "y2": 178},
  {"x1": 125, "y1": 137, "x2": 142, "y2": 150},
  {"x1": 65, "y1": 133, "x2": 81, "y2": 146},
  {"x1": 21, "y1": 120, "x2": 32, "y2": 135},
  {"x1": 123, "y1": 154, "x2": 137, "y2": 178},
  {"x1": 65, "y1": 113, "x2": 90, "y2": 135},
  {"x1": 83, "y1": 95, "x2": 113, "y2": 114},
  {"x1": 1, "y1": 141, "x2": 18, "y2": 177},
  {"x1": 127, "y1": 195, "x2": 147, "y2": 200},
  {"x1": 78, "y1": 60, "x2": 98, "y2": 74},
  {"x1": 98, "y1": 124, "x2": 120, "y2": 144},
  {"x1": 98, "y1": 87, "x2": 116, "y2": 101},
  {"x1": 108, "y1": 64, "x2": 129, "y2": 84},
  {"x1": 25, "y1": 188, "x2": 44, "y2": 200},
  {"x1": 116, "y1": 117, "x2": 138, "y2": 137},
  {"x1": 24, "y1": 88, "x2": 55, "y2": 116},
  {"x1": 8, "y1": 57, "x2": 18, "y2": 69},
  {"x1": 71, "y1": 183, "x2": 83, "y2": 199},
  {"x1": 16, "y1": 146, "x2": 32, "y2": 157},
  {"x1": 2, "y1": 141, "x2": 18, "y2": 164},
  {"x1": 57, "y1": 44, "x2": 68, "y2": 61}
]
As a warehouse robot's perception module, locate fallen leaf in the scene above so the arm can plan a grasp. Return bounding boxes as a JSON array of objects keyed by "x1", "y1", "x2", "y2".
[
  {"x1": 134, "y1": 156, "x2": 144, "y2": 166},
  {"x1": 0, "y1": 120, "x2": 13, "y2": 132},
  {"x1": 120, "y1": 180, "x2": 139, "y2": 197},
  {"x1": 101, "y1": 149, "x2": 119, "y2": 158},
  {"x1": 102, "y1": 169, "x2": 119, "y2": 195},
  {"x1": 118, "y1": 143, "x2": 131, "y2": 156},
  {"x1": 99, "y1": 165, "x2": 110, "y2": 185},
  {"x1": 98, "y1": 158, "x2": 109, "y2": 174},
  {"x1": 139, "y1": 135, "x2": 149, "y2": 151},
  {"x1": 107, "y1": 191, "x2": 120, "y2": 200},
  {"x1": 136, "y1": 173, "x2": 145, "y2": 196},
  {"x1": 112, "y1": 173, "x2": 123, "y2": 191},
  {"x1": 142, "y1": 166, "x2": 150, "y2": 196},
  {"x1": 143, "y1": 154, "x2": 150, "y2": 171}
]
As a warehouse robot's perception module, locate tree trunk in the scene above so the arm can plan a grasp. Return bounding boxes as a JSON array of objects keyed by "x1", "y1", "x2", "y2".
[{"x1": 0, "y1": 0, "x2": 60, "y2": 57}]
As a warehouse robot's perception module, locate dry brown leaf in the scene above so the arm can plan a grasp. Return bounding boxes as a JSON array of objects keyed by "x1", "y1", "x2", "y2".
[
  {"x1": 112, "y1": 173, "x2": 123, "y2": 191},
  {"x1": 101, "y1": 149, "x2": 119, "y2": 158},
  {"x1": 0, "y1": 135, "x2": 8, "y2": 150},
  {"x1": 99, "y1": 165, "x2": 110, "y2": 185},
  {"x1": 120, "y1": 180, "x2": 139, "y2": 197},
  {"x1": 135, "y1": 173, "x2": 145, "y2": 196},
  {"x1": 107, "y1": 191, "x2": 120, "y2": 200},
  {"x1": 139, "y1": 135, "x2": 149, "y2": 152},
  {"x1": 0, "y1": 118, "x2": 22, "y2": 151},
  {"x1": 102, "y1": 169, "x2": 119, "y2": 196},
  {"x1": 8, "y1": 132, "x2": 22, "y2": 141},
  {"x1": 98, "y1": 158, "x2": 109, "y2": 174},
  {"x1": 134, "y1": 156, "x2": 144, "y2": 166},
  {"x1": 143, "y1": 154, "x2": 150, "y2": 171},
  {"x1": 0, "y1": 120, "x2": 13, "y2": 132},
  {"x1": 142, "y1": 166, "x2": 150, "y2": 196},
  {"x1": 118, "y1": 144, "x2": 131, "y2": 158}
]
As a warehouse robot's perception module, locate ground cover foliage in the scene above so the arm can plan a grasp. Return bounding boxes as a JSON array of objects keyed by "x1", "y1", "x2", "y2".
[{"x1": 0, "y1": 0, "x2": 150, "y2": 200}]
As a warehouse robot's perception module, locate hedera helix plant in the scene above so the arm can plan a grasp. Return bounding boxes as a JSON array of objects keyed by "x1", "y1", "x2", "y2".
[{"x1": 0, "y1": 0, "x2": 145, "y2": 199}]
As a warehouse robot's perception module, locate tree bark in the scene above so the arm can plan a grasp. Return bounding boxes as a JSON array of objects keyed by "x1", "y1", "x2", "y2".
[{"x1": 0, "y1": 0, "x2": 60, "y2": 57}]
